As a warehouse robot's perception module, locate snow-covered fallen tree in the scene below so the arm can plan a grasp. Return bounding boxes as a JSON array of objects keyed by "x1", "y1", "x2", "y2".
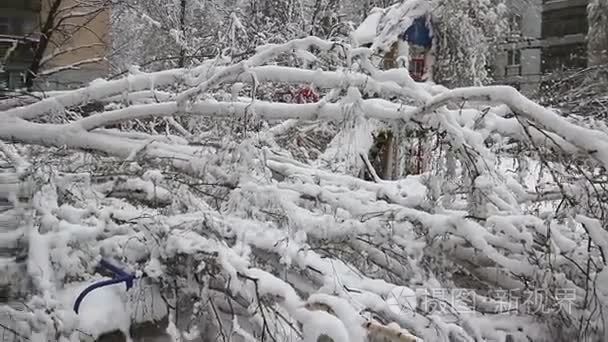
[{"x1": 1, "y1": 36, "x2": 608, "y2": 342}]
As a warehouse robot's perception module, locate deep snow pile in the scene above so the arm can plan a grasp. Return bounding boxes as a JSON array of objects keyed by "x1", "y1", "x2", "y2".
[{"x1": 1, "y1": 36, "x2": 608, "y2": 342}]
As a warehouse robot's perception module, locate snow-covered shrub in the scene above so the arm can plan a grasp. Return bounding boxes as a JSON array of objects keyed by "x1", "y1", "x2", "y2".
[{"x1": 1, "y1": 36, "x2": 608, "y2": 342}]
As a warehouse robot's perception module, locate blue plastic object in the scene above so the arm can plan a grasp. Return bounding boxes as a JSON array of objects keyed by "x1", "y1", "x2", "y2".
[
  {"x1": 73, "y1": 259, "x2": 137, "y2": 314},
  {"x1": 401, "y1": 16, "x2": 433, "y2": 48}
]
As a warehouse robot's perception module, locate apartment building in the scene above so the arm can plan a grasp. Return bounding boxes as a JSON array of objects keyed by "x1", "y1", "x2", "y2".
[
  {"x1": 0, "y1": 0, "x2": 110, "y2": 90},
  {"x1": 0, "y1": 0, "x2": 39, "y2": 89},
  {"x1": 494, "y1": 0, "x2": 589, "y2": 95}
]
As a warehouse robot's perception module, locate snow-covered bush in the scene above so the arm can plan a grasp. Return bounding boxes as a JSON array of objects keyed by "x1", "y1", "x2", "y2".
[{"x1": 1, "y1": 36, "x2": 608, "y2": 342}]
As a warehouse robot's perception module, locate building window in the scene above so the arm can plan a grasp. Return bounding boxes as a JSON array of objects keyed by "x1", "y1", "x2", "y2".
[
  {"x1": 505, "y1": 49, "x2": 522, "y2": 76},
  {"x1": 0, "y1": 70, "x2": 26, "y2": 90},
  {"x1": 541, "y1": 43, "x2": 587, "y2": 73},
  {"x1": 0, "y1": 17, "x2": 10, "y2": 35},
  {"x1": 10, "y1": 71, "x2": 26, "y2": 89},
  {"x1": 508, "y1": 14, "x2": 522, "y2": 37},
  {"x1": 0, "y1": 16, "x2": 36, "y2": 36},
  {"x1": 507, "y1": 50, "x2": 522, "y2": 66},
  {"x1": 542, "y1": 6, "x2": 587, "y2": 38},
  {"x1": 0, "y1": 73, "x2": 8, "y2": 90}
]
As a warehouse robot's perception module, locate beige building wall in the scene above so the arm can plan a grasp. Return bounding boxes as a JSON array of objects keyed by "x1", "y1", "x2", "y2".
[{"x1": 39, "y1": 0, "x2": 111, "y2": 88}]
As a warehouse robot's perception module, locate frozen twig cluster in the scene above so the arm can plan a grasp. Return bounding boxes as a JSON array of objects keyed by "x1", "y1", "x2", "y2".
[{"x1": 1, "y1": 36, "x2": 608, "y2": 342}]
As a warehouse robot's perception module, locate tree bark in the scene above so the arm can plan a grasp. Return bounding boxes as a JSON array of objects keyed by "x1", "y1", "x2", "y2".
[
  {"x1": 383, "y1": 42, "x2": 399, "y2": 70},
  {"x1": 178, "y1": 0, "x2": 187, "y2": 67},
  {"x1": 383, "y1": 131, "x2": 395, "y2": 180},
  {"x1": 26, "y1": 0, "x2": 63, "y2": 89}
]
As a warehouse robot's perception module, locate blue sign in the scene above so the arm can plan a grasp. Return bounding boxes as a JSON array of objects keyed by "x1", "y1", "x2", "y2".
[{"x1": 401, "y1": 16, "x2": 433, "y2": 49}]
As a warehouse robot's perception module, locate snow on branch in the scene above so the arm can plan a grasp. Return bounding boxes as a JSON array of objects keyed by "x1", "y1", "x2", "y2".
[
  {"x1": 419, "y1": 86, "x2": 608, "y2": 167},
  {"x1": 0, "y1": 60, "x2": 219, "y2": 120},
  {"x1": 1, "y1": 35, "x2": 608, "y2": 342},
  {"x1": 40, "y1": 43, "x2": 106, "y2": 66},
  {"x1": 38, "y1": 57, "x2": 106, "y2": 77},
  {"x1": 69, "y1": 99, "x2": 416, "y2": 131}
]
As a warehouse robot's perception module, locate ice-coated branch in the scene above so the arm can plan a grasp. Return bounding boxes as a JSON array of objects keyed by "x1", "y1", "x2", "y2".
[
  {"x1": 419, "y1": 86, "x2": 608, "y2": 166},
  {"x1": 38, "y1": 57, "x2": 106, "y2": 77},
  {"x1": 70, "y1": 99, "x2": 415, "y2": 131},
  {"x1": 1, "y1": 34, "x2": 607, "y2": 342},
  {"x1": 0, "y1": 59, "x2": 222, "y2": 120}
]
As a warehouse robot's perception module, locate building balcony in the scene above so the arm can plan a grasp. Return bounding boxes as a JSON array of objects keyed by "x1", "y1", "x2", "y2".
[{"x1": 543, "y1": 33, "x2": 586, "y2": 47}]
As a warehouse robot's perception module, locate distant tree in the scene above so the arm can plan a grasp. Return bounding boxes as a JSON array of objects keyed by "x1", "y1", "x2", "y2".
[
  {"x1": 432, "y1": 0, "x2": 508, "y2": 86},
  {"x1": 588, "y1": 0, "x2": 608, "y2": 67},
  {"x1": 111, "y1": 0, "x2": 253, "y2": 72},
  {"x1": 110, "y1": 0, "x2": 357, "y2": 73}
]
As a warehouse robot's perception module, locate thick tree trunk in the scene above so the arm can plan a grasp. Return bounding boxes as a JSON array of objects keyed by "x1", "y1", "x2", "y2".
[
  {"x1": 369, "y1": 130, "x2": 395, "y2": 180},
  {"x1": 383, "y1": 42, "x2": 399, "y2": 70},
  {"x1": 178, "y1": 0, "x2": 187, "y2": 67},
  {"x1": 26, "y1": 0, "x2": 63, "y2": 89},
  {"x1": 382, "y1": 132, "x2": 395, "y2": 180}
]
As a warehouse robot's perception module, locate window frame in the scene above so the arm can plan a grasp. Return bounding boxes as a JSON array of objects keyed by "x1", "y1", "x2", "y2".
[
  {"x1": 541, "y1": 6, "x2": 588, "y2": 38},
  {"x1": 507, "y1": 49, "x2": 522, "y2": 66},
  {"x1": 508, "y1": 14, "x2": 523, "y2": 36},
  {"x1": 0, "y1": 17, "x2": 11, "y2": 35},
  {"x1": 541, "y1": 43, "x2": 587, "y2": 73}
]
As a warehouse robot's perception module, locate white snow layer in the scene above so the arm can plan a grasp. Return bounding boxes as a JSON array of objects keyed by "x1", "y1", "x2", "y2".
[
  {"x1": 60, "y1": 279, "x2": 167, "y2": 340},
  {"x1": 2, "y1": 32, "x2": 608, "y2": 342}
]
